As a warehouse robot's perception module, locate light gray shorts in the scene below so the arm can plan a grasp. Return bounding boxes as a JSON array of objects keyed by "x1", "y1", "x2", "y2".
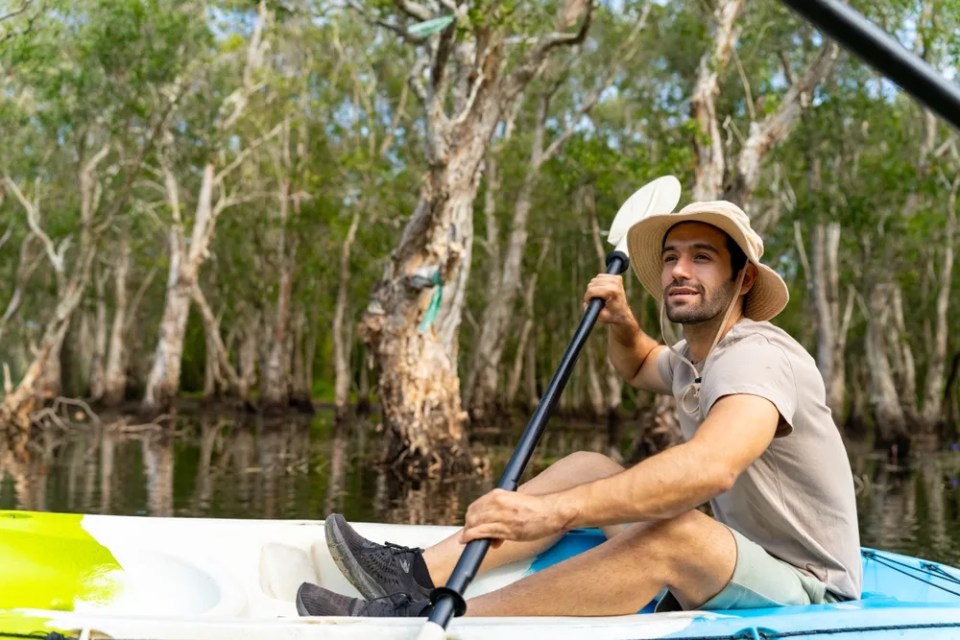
[{"x1": 656, "y1": 527, "x2": 838, "y2": 612}]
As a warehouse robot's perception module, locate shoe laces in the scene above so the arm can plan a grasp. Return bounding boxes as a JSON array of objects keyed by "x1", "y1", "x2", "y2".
[
  {"x1": 359, "y1": 591, "x2": 428, "y2": 616},
  {"x1": 383, "y1": 541, "x2": 421, "y2": 555}
]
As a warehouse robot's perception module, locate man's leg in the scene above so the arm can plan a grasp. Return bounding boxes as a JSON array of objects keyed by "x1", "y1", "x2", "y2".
[
  {"x1": 464, "y1": 509, "x2": 737, "y2": 616},
  {"x1": 422, "y1": 451, "x2": 626, "y2": 585}
]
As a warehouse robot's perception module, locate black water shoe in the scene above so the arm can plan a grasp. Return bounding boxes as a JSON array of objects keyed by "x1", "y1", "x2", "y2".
[
  {"x1": 325, "y1": 513, "x2": 434, "y2": 601},
  {"x1": 296, "y1": 582, "x2": 431, "y2": 617}
]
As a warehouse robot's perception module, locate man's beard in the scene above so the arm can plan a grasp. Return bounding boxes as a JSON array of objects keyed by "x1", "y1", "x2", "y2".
[{"x1": 664, "y1": 279, "x2": 740, "y2": 325}]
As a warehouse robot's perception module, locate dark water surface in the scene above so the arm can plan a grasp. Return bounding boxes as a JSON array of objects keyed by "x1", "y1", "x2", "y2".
[{"x1": 3, "y1": 410, "x2": 960, "y2": 567}]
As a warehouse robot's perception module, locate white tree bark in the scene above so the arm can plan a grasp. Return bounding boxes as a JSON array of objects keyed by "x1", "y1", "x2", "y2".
[
  {"x1": 333, "y1": 209, "x2": 362, "y2": 418},
  {"x1": 794, "y1": 220, "x2": 853, "y2": 424},
  {"x1": 102, "y1": 236, "x2": 130, "y2": 406},
  {"x1": 920, "y1": 176, "x2": 958, "y2": 426},
  {"x1": 864, "y1": 283, "x2": 909, "y2": 449}
]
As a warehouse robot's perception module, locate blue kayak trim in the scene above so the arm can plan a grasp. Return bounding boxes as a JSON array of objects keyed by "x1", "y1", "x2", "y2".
[{"x1": 529, "y1": 529, "x2": 960, "y2": 637}]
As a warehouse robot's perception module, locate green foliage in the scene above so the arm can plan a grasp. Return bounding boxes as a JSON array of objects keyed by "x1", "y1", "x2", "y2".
[{"x1": 2, "y1": 0, "x2": 959, "y2": 435}]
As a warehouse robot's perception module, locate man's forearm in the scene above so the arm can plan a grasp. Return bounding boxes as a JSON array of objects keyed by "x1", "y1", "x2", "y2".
[
  {"x1": 557, "y1": 439, "x2": 732, "y2": 529},
  {"x1": 606, "y1": 323, "x2": 660, "y2": 382}
]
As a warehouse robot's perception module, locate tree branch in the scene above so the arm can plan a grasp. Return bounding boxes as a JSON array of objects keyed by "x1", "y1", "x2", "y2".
[
  {"x1": 2, "y1": 175, "x2": 63, "y2": 274},
  {"x1": 504, "y1": 2, "x2": 593, "y2": 102}
]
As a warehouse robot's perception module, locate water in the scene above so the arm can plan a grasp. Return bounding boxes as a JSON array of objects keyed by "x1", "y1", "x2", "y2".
[{"x1": 3, "y1": 410, "x2": 960, "y2": 567}]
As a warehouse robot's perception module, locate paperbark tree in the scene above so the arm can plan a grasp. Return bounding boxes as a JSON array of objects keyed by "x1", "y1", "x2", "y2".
[
  {"x1": 463, "y1": 6, "x2": 649, "y2": 422},
  {"x1": 142, "y1": 3, "x2": 274, "y2": 412},
  {"x1": 357, "y1": 1, "x2": 594, "y2": 476},
  {"x1": 1, "y1": 145, "x2": 111, "y2": 430}
]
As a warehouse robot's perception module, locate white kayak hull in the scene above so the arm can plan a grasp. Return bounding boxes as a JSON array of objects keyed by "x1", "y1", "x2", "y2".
[{"x1": 3, "y1": 510, "x2": 960, "y2": 639}]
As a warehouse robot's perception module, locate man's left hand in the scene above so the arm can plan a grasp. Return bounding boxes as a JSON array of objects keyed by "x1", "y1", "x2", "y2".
[{"x1": 460, "y1": 489, "x2": 575, "y2": 547}]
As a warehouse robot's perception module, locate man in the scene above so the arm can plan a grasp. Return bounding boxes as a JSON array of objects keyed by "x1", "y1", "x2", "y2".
[{"x1": 296, "y1": 200, "x2": 862, "y2": 617}]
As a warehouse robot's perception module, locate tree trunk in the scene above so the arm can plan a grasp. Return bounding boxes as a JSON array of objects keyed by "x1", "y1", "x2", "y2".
[
  {"x1": 261, "y1": 180, "x2": 294, "y2": 411},
  {"x1": 919, "y1": 177, "x2": 958, "y2": 429},
  {"x1": 865, "y1": 283, "x2": 910, "y2": 457},
  {"x1": 795, "y1": 220, "x2": 852, "y2": 425},
  {"x1": 290, "y1": 308, "x2": 313, "y2": 410},
  {"x1": 102, "y1": 235, "x2": 129, "y2": 406},
  {"x1": 142, "y1": 4, "x2": 270, "y2": 413},
  {"x1": 237, "y1": 312, "x2": 260, "y2": 401},
  {"x1": 88, "y1": 268, "x2": 109, "y2": 400},
  {"x1": 191, "y1": 284, "x2": 242, "y2": 402},
  {"x1": 690, "y1": 0, "x2": 744, "y2": 201},
  {"x1": 333, "y1": 209, "x2": 361, "y2": 419},
  {"x1": 1, "y1": 147, "x2": 108, "y2": 428},
  {"x1": 360, "y1": 182, "x2": 477, "y2": 476},
  {"x1": 358, "y1": 1, "x2": 592, "y2": 477},
  {"x1": 143, "y1": 224, "x2": 194, "y2": 411}
]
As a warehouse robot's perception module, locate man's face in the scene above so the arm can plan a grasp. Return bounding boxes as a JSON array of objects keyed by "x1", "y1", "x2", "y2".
[{"x1": 661, "y1": 222, "x2": 741, "y2": 325}]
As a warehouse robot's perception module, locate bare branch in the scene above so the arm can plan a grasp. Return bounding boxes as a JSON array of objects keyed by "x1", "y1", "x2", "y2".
[
  {"x1": 0, "y1": 0, "x2": 32, "y2": 24},
  {"x1": 504, "y1": 2, "x2": 593, "y2": 101},
  {"x1": 394, "y1": 0, "x2": 431, "y2": 22},
  {"x1": 214, "y1": 124, "x2": 283, "y2": 184},
  {"x1": 541, "y1": 3, "x2": 652, "y2": 163},
  {"x1": 0, "y1": 0, "x2": 41, "y2": 45},
  {"x1": 0, "y1": 234, "x2": 42, "y2": 341},
  {"x1": 3, "y1": 175, "x2": 63, "y2": 273},
  {"x1": 0, "y1": 223, "x2": 12, "y2": 252},
  {"x1": 379, "y1": 80, "x2": 410, "y2": 157},
  {"x1": 728, "y1": 42, "x2": 840, "y2": 205},
  {"x1": 408, "y1": 56, "x2": 430, "y2": 105},
  {"x1": 219, "y1": 1, "x2": 270, "y2": 131},
  {"x1": 449, "y1": 40, "x2": 496, "y2": 127},
  {"x1": 124, "y1": 264, "x2": 159, "y2": 334},
  {"x1": 191, "y1": 284, "x2": 242, "y2": 390},
  {"x1": 733, "y1": 47, "x2": 755, "y2": 121},
  {"x1": 349, "y1": 1, "x2": 426, "y2": 45}
]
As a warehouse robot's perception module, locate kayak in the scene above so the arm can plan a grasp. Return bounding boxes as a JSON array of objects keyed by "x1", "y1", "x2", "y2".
[{"x1": 3, "y1": 510, "x2": 960, "y2": 639}]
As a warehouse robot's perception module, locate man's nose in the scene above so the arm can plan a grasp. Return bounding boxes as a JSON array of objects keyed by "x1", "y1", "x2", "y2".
[{"x1": 671, "y1": 254, "x2": 693, "y2": 280}]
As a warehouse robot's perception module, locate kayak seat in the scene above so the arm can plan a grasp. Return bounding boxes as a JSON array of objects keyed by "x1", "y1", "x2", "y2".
[{"x1": 258, "y1": 543, "x2": 320, "y2": 601}]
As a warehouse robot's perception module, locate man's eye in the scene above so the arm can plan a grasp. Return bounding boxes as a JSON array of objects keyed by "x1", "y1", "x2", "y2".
[
  {"x1": 663, "y1": 255, "x2": 677, "y2": 263},
  {"x1": 695, "y1": 254, "x2": 711, "y2": 261}
]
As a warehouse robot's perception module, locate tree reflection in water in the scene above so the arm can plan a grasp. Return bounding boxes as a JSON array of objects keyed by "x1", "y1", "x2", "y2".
[{"x1": 2, "y1": 413, "x2": 960, "y2": 566}]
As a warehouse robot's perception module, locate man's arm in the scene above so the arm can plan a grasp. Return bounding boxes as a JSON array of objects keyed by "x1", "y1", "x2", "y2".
[
  {"x1": 585, "y1": 274, "x2": 670, "y2": 394},
  {"x1": 461, "y1": 393, "x2": 779, "y2": 542}
]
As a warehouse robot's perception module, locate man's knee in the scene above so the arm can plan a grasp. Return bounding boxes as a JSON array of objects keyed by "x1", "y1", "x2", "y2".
[
  {"x1": 520, "y1": 451, "x2": 623, "y2": 494},
  {"x1": 555, "y1": 451, "x2": 624, "y2": 476},
  {"x1": 626, "y1": 511, "x2": 720, "y2": 558}
]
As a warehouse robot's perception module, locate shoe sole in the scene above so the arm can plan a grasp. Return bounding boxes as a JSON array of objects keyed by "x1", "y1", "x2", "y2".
[
  {"x1": 325, "y1": 514, "x2": 387, "y2": 600},
  {"x1": 295, "y1": 586, "x2": 311, "y2": 616}
]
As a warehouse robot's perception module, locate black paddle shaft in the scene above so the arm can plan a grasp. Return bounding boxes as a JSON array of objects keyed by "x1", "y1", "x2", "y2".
[
  {"x1": 426, "y1": 250, "x2": 630, "y2": 628},
  {"x1": 778, "y1": 0, "x2": 960, "y2": 131}
]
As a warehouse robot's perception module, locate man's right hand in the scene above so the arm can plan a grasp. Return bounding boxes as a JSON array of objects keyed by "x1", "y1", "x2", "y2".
[
  {"x1": 585, "y1": 273, "x2": 668, "y2": 393},
  {"x1": 584, "y1": 274, "x2": 640, "y2": 330}
]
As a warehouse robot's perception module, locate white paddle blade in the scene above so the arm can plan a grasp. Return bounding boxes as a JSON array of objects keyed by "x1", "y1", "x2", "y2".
[
  {"x1": 415, "y1": 620, "x2": 447, "y2": 640},
  {"x1": 607, "y1": 175, "x2": 681, "y2": 255}
]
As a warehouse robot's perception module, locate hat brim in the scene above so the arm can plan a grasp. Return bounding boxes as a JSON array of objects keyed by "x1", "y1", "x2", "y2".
[{"x1": 625, "y1": 212, "x2": 789, "y2": 322}]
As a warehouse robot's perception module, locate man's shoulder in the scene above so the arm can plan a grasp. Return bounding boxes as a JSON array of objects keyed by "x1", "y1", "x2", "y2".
[
  {"x1": 726, "y1": 319, "x2": 804, "y2": 352},
  {"x1": 715, "y1": 320, "x2": 815, "y2": 370}
]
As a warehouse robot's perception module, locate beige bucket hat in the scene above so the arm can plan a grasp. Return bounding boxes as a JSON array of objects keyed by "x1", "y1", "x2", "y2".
[{"x1": 625, "y1": 200, "x2": 789, "y2": 322}]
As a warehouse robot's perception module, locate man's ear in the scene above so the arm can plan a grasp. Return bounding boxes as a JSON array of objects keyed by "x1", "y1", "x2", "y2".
[{"x1": 740, "y1": 263, "x2": 759, "y2": 296}]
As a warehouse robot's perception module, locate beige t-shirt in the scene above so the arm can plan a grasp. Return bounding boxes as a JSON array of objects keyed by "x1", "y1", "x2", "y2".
[{"x1": 657, "y1": 318, "x2": 862, "y2": 600}]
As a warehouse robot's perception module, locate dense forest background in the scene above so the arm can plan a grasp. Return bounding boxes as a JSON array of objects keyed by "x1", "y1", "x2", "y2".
[{"x1": 2, "y1": 0, "x2": 959, "y2": 476}]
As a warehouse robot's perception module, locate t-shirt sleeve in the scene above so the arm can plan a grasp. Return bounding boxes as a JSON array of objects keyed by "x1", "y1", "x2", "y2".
[
  {"x1": 656, "y1": 347, "x2": 675, "y2": 389},
  {"x1": 700, "y1": 336, "x2": 797, "y2": 437}
]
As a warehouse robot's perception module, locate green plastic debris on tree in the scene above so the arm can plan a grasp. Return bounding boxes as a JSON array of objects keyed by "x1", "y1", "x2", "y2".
[
  {"x1": 418, "y1": 270, "x2": 443, "y2": 334},
  {"x1": 408, "y1": 15, "x2": 455, "y2": 38}
]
